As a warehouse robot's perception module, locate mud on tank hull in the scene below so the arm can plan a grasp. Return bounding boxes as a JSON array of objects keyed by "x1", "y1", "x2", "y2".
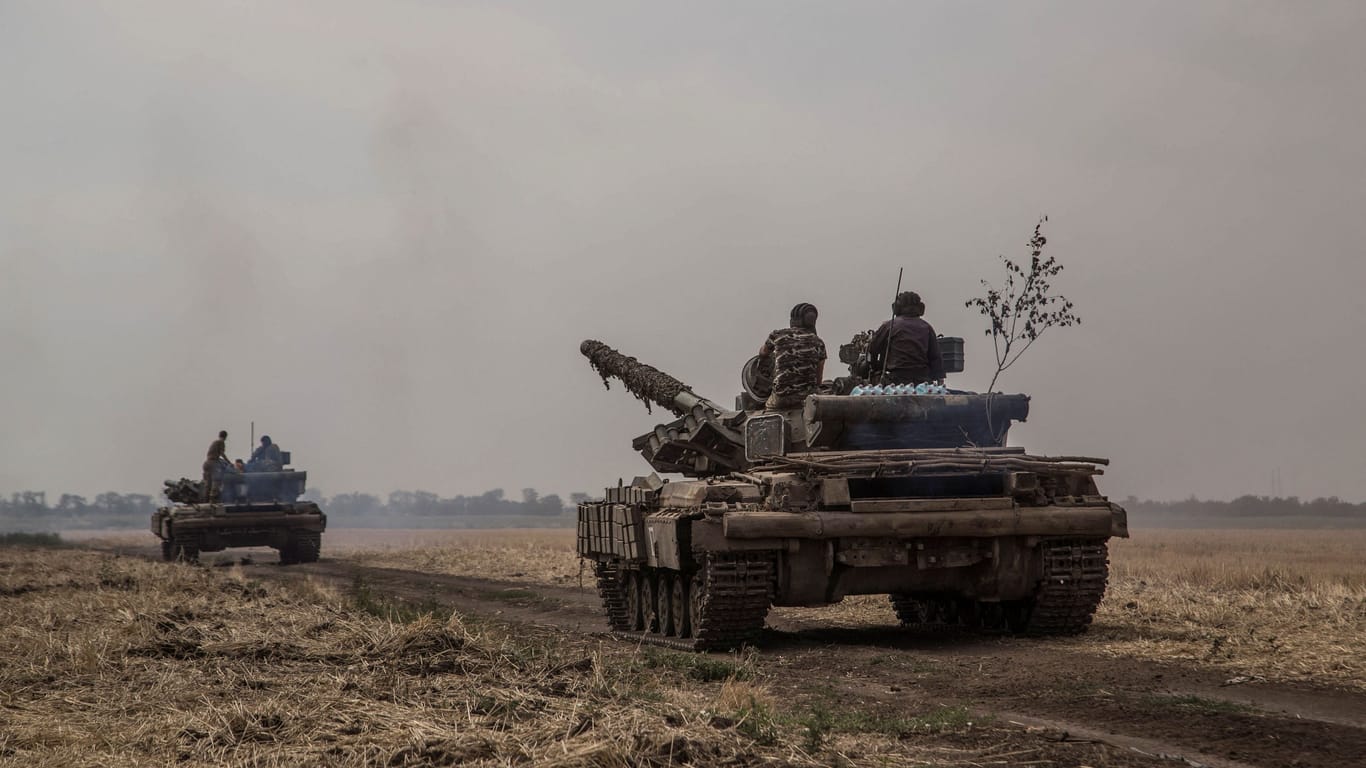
[
  {"x1": 578, "y1": 451, "x2": 1128, "y2": 651},
  {"x1": 151, "y1": 501, "x2": 326, "y2": 565}
]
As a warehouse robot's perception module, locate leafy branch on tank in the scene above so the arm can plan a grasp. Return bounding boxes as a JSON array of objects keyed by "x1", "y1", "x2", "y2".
[{"x1": 965, "y1": 216, "x2": 1081, "y2": 392}]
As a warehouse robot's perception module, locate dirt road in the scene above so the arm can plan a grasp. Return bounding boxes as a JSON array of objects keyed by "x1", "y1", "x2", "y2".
[{"x1": 207, "y1": 553, "x2": 1365, "y2": 768}]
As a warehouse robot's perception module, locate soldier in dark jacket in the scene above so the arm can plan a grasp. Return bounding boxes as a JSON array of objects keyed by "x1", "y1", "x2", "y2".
[
  {"x1": 248, "y1": 435, "x2": 284, "y2": 472},
  {"x1": 868, "y1": 291, "x2": 944, "y2": 385},
  {"x1": 759, "y1": 302, "x2": 826, "y2": 410},
  {"x1": 202, "y1": 430, "x2": 229, "y2": 502}
]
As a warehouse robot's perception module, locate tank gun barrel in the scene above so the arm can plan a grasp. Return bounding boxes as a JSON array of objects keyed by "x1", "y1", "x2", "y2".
[{"x1": 581, "y1": 339, "x2": 723, "y2": 416}]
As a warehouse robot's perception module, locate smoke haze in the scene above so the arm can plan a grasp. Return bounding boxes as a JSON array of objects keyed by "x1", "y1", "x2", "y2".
[{"x1": 2, "y1": 1, "x2": 1364, "y2": 502}]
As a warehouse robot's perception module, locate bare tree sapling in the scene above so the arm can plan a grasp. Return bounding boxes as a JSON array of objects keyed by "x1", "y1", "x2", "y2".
[{"x1": 965, "y1": 216, "x2": 1081, "y2": 393}]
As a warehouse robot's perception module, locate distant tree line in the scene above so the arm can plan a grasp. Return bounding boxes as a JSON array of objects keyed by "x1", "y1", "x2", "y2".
[
  {"x1": 4, "y1": 489, "x2": 1366, "y2": 532},
  {"x1": 0, "y1": 491, "x2": 159, "y2": 531},
  {"x1": 323, "y1": 488, "x2": 585, "y2": 527},
  {"x1": 1125, "y1": 495, "x2": 1366, "y2": 528},
  {"x1": 0, "y1": 488, "x2": 586, "y2": 532}
]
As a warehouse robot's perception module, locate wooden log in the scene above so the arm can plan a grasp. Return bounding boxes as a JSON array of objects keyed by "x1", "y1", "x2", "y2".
[
  {"x1": 722, "y1": 506, "x2": 1116, "y2": 539},
  {"x1": 849, "y1": 497, "x2": 1015, "y2": 513},
  {"x1": 172, "y1": 513, "x2": 324, "y2": 531}
]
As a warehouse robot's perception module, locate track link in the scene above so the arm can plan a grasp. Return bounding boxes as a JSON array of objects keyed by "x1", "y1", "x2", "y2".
[
  {"x1": 593, "y1": 561, "x2": 632, "y2": 631},
  {"x1": 1022, "y1": 538, "x2": 1109, "y2": 635},
  {"x1": 602, "y1": 552, "x2": 775, "y2": 652}
]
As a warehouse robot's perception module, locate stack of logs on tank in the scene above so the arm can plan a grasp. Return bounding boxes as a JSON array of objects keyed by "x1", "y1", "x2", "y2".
[
  {"x1": 594, "y1": 552, "x2": 775, "y2": 651},
  {"x1": 763, "y1": 448, "x2": 1108, "y2": 478},
  {"x1": 890, "y1": 538, "x2": 1110, "y2": 635}
]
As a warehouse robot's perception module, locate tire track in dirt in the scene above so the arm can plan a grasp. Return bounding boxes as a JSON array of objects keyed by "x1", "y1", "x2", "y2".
[{"x1": 236, "y1": 556, "x2": 1366, "y2": 768}]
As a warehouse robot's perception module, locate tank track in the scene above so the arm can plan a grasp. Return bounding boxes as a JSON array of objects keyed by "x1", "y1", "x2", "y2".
[
  {"x1": 593, "y1": 561, "x2": 633, "y2": 631},
  {"x1": 1021, "y1": 537, "x2": 1109, "y2": 635},
  {"x1": 890, "y1": 538, "x2": 1109, "y2": 636},
  {"x1": 279, "y1": 532, "x2": 322, "y2": 565},
  {"x1": 599, "y1": 552, "x2": 775, "y2": 651}
]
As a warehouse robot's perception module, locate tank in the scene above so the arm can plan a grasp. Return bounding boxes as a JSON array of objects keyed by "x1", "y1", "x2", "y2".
[
  {"x1": 151, "y1": 448, "x2": 326, "y2": 564},
  {"x1": 577, "y1": 336, "x2": 1128, "y2": 651}
]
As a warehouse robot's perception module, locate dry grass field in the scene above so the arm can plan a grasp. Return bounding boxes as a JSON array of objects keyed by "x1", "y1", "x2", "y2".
[
  {"x1": 0, "y1": 544, "x2": 1146, "y2": 768},
  {"x1": 11, "y1": 526, "x2": 1364, "y2": 766},
  {"x1": 341, "y1": 527, "x2": 1366, "y2": 691},
  {"x1": 1090, "y1": 530, "x2": 1366, "y2": 689},
  {"x1": 340, "y1": 529, "x2": 584, "y2": 587}
]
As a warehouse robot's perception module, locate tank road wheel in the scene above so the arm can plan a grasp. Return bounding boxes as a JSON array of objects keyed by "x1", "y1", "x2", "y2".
[
  {"x1": 937, "y1": 598, "x2": 966, "y2": 626},
  {"x1": 625, "y1": 571, "x2": 645, "y2": 631},
  {"x1": 890, "y1": 594, "x2": 933, "y2": 627},
  {"x1": 641, "y1": 569, "x2": 660, "y2": 634},
  {"x1": 656, "y1": 572, "x2": 677, "y2": 637},
  {"x1": 969, "y1": 601, "x2": 1008, "y2": 633},
  {"x1": 893, "y1": 595, "x2": 978, "y2": 630},
  {"x1": 1000, "y1": 600, "x2": 1033, "y2": 634},
  {"x1": 674, "y1": 574, "x2": 693, "y2": 638},
  {"x1": 689, "y1": 570, "x2": 707, "y2": 637}
]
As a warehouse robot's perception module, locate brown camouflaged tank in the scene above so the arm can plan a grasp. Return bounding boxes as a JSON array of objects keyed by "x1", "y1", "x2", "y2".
[
  {"x1": 577, "y1": 339, "x2": 1127, "y2": 651},
  {"x1": 152, "y1": 453, "x2": 325, "y2": 565}
]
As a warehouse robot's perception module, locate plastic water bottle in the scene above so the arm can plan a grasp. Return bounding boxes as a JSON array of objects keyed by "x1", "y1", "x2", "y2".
[
  {"x1": 850, "y1": 385, "x2": 864, "y2": 396},
  {"x1": 915, "y1": 382, "x2": 928, "y2": 395},
  {"x1": 870, "y1": 384, "x2": 884, "y2": 395}
]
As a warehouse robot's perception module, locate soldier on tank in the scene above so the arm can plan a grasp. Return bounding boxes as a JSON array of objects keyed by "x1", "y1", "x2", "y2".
[
  {"x1": 202, "y1": 430, "x2": 230, "y2": 503},
  {"x1": 248, "y1": 435, "x2": 283, "y2": 472},
  {"x1": 868, "y1": 291, "x2": 945, "y2": 385},
  {"x1": 758, "y1": 302, "x2": 826, "y2": 410}
]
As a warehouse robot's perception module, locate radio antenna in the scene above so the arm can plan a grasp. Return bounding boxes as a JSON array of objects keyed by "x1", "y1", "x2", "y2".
[{"x1": 878, "y1": 268, "x2": 904, "y2": 383}]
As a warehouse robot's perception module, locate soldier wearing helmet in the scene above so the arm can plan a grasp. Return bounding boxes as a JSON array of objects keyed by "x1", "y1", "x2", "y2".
[
  {"x1": 758, "y1": 302, "x2": 826, "y2": 410},
  {"x1": 248, "y1": 435, "x2": 284, "y2": 472},
  {"x1": 868, "y1": 291, "x2": 944, "y2": 385}
]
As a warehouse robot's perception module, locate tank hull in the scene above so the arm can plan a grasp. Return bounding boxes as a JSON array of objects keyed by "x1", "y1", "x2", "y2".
[
  {"x1": 578, "y1": 451, "x2": 1127, "y2": 650},
  {"x1": 151, "y1": 501, "x2": 326, "y2": 564}
]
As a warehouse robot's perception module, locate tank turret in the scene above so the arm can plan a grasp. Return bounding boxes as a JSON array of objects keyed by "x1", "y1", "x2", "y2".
[{"x1": 581, "y1": 338, "x2": 1034, "y2": 475}]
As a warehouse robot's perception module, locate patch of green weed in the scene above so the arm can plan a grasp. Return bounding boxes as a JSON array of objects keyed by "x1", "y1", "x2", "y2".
[
  {"x1": 349, "y1": 576, "x2": 448, "y2": 623},
  {"x1": 640, "y1": 648, "x2": 754, "y2": 682},
  {"x1": 1138, "y1": 694, "x2": 1254, "y2": 715},
  {"x1": 906, "y1": 705, "x2": 978, "y2": 733},
  {"x1": 0, "y1": 532, "x2": 65, "y2": 548},
  {"x1": 479, "y1": 587, "x2": 540, "y2": 602},
  {"x1": 733, "y1": 697, "x2": 780, "y2": 746}
]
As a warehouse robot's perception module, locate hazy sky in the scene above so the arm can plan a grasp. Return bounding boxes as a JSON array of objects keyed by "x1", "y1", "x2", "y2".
[{"x1": 3, "y1": 1, "x2": 1364, "y2": 503}]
